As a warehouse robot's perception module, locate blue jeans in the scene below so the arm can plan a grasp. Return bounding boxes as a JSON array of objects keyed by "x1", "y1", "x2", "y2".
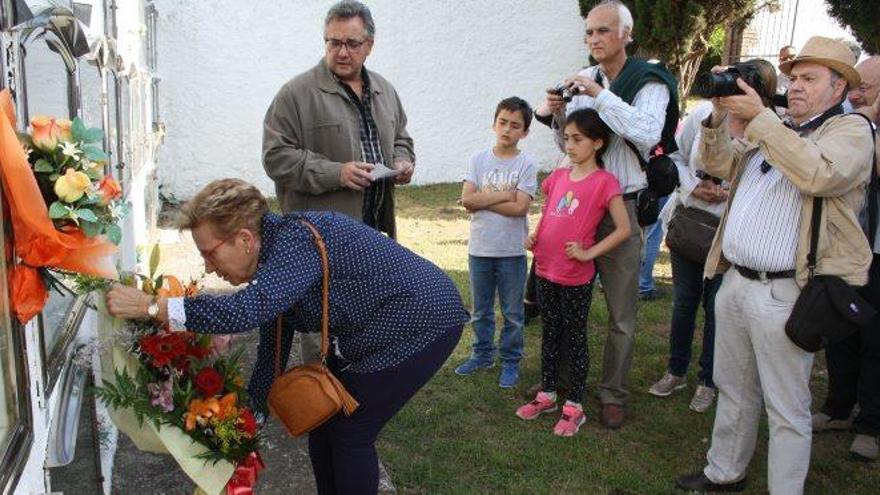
[
  {"x1": 468, "y1": 255, "x2": 526, "y2": 365},
  {"x1": 639, "y1": 195, "x2": 669, "y2": 294},
  {"x1": 667, "y1": 250, "x2": 721, "y2": 386}
]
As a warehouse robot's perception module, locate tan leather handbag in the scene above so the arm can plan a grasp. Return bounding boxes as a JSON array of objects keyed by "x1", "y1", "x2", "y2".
[{"x1": 267, "y1": 220, "x2": 359, "y2": 437}]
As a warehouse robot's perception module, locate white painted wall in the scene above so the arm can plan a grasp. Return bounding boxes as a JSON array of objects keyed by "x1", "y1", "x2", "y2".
[{"x1": 155, "y1": 0, "x2": 587, "y2": 200}]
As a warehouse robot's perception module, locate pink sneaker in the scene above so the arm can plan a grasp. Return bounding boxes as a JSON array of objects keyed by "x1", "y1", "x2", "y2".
[
  {"x1": 516, "y1": 391, "x2": 557, "y2": 420},
  {"x1": 553, "y1": 404, "x2": 586, "y2": 437}
]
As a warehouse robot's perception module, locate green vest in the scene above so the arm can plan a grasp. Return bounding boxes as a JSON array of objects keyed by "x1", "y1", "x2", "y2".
[{"x1": 599, "y1": 58, "x2": 680, "y2": 154}]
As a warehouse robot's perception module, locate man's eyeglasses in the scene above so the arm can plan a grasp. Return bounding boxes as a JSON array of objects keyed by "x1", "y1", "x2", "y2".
[
  {"x1": 325, "y1": 38, "x2": 367, "y2": 52},
  {"x1": 200, "y1": 232, "x2": 237, "y2": 264}
]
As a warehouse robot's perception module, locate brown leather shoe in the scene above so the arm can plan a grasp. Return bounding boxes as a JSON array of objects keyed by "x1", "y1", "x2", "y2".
[{"x1": 600, "y1": 404, "x2": 625, "y2": 429}]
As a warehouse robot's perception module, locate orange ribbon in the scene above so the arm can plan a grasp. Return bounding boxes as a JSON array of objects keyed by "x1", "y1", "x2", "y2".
[
  {"x1": 226, "y1": 451, "x2": 265, "y2": 495},
  {"x1": 0, "y1": 89, "x2": 117, "y2": 323}
]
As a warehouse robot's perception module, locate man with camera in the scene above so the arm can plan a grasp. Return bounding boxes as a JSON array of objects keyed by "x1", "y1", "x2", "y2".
[
  {"x1": 534, "y1": 0, "x2": 679, "y2": 429},
  {"x1": 262, "y1": 1, "x2": 415, "y2": 364},
  {"x1": 675, "y1": 36, "x2": 874, "y2": 493}
]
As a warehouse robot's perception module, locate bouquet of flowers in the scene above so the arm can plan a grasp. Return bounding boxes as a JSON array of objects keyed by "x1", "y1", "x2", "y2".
[
  {"x1": 18, "y1": 115, "x2": 128, "y2": 244},
  {"x1": 91, "y1": 248, "x2": 261, "y2": 470}
]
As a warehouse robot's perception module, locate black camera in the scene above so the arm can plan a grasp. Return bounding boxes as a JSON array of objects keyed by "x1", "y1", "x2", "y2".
[
  {"x1": 693, "y1": 62, "x2": 766, "y2": 99},
  {"x1": 552, "y1": 83, "x2": 581, "y2": 102}
]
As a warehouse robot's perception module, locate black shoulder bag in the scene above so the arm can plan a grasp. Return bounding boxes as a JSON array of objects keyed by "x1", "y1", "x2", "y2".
[{"x1": 784, "y1": 198, "x2": 876, "y2": 352}]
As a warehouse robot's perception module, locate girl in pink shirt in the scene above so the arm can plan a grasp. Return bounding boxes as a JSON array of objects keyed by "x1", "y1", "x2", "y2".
[{"x1": 515, "y1": 109, "x2": 630, "y2": 437}]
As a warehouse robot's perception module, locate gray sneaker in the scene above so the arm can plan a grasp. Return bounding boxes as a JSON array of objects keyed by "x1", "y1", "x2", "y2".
[
  {"x1": 648, "y1": 372, "x2": 686, "y2": 397},
  {"x1": 850, "y1": 434, "x2": 879, "y2": 461},
  {"x1": 689, "y1": 385, "x2": 716, "y2": 413},
  {"x1": 812, "y1": 412, "x2": 853, "y2": 432}
]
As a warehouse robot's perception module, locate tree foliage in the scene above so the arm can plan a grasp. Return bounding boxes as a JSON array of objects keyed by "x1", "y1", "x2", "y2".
[
  {"x1": 825, "y1": 0, "x2": 880, "y2": 55},
  {"x1": 577, "y1": 0, "x2": 760, "y2": 99}
]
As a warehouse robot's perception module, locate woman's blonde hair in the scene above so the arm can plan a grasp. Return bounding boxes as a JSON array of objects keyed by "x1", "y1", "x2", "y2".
[{"x1": 176, "y1": 179, "x2": 269, "y2": 237}]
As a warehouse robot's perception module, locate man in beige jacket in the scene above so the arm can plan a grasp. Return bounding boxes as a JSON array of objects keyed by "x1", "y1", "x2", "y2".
[
  {"x1": 262, "y1": 1, "x2": 415, "y2": 364},
  {"x1": 676, "y1": 37, "x2": 874, "y2": 494}
]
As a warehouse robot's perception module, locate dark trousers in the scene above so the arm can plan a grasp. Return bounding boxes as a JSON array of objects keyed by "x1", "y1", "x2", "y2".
[
  {"x1": 308, "y1": 325, "x2": 463, "y2": 494},
  {"x1": 667, "y1": 251, "x2": 722, "y2": 387},
  {"x1": 822, "y1": 253, "x2": 880, "y2": 435},
  {"x1": 537, "y1": 276, "x2": 594, "y2": 404}
]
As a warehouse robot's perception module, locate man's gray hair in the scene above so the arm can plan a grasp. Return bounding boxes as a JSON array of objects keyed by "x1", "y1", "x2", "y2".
[
  {"x1": 325, "y1": 1, "x2": 375, "y2": 39},
  {"x1": 595, "y1": 0, "x2": 634, "y2": 44}
]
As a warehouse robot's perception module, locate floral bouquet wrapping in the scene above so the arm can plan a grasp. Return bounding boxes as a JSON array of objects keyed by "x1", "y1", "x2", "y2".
[
  {"x1": 90, "y1": 250, "x2": 263, "y2": 495},
  {"x1": 0, "y1": 89, "x2": 118, "y2": 323}
]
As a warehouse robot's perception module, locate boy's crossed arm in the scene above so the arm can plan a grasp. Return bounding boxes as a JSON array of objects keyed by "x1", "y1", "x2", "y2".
[{"x1": 460, "y1": 182, "x2": 532, "y2": 217}]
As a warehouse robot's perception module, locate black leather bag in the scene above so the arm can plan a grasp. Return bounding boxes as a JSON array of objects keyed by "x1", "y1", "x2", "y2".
[
  {"x1": 785, "y1": 199, "x2": 877, "y2": 352},
  {"x1": 665, "y1": 205, "x2": 719, "y2": 264},
  {"x1": 635, "y1": 188, "x2": 660, "y2": 227},
  {"x1": 646, "y1": 154, "x2": 680, "y2": 197},
  {"x1": 624, "y1": 140, "x2": 680, "y2": 198}
]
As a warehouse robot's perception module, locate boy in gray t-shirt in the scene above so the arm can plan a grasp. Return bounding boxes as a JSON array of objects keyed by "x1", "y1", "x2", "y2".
[{"x1": 455, "y1": 97, "x2": 538, "y2": 389}]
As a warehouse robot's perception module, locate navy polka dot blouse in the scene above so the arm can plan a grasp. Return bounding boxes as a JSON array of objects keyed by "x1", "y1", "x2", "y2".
[{"x1": 183, "y1": 212, "x2": 469, "y2": 411}]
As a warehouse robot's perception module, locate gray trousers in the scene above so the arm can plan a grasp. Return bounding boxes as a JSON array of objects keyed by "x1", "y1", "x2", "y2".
[
  {"x1": 704, "y1": 269, "x2": 813, "y2": 495},
  {"x1": 594, "y1": 199, "x2": 643, "y2": 405}
]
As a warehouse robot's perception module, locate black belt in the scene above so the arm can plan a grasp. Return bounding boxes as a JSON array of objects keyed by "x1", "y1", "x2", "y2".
[
  {"x1": 622, "y1": 191, "x2": 640, "y2": 201},
  {"x1": 733, "y1": 264, "x2": 795, "y2": 281}
]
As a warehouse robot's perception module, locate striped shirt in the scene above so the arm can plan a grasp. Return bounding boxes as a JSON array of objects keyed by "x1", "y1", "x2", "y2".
[
  {"x1": 722, "y1": 152, "x2": 803, "y2": 272},
  {"x1": 555, "y1": 65, "x2": 671, "y2": 194},
  {"x1": 336, "y1": 70, "x2": 390, "y2": 234}
]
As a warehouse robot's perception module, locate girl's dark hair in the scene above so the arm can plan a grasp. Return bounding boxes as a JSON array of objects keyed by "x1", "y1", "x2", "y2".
[{"x1": 564, "y1": 109, "x2": 613, "y2": 167}]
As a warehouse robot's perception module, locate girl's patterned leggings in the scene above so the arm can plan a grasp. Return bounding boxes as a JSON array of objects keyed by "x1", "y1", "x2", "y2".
[{"x1": 537, "y1": 276, "x2": 594, "y2": 404}]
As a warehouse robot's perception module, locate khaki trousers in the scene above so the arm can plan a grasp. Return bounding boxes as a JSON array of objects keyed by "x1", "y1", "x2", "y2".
[
  {"x1": 595, "y1": 199, "x2": 643, "y2": 405},
  {"x1": 704, "y1": 269, "x2": 813, "y2": 495}
]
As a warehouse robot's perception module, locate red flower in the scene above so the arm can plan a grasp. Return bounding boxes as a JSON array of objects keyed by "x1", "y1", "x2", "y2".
[
  {"x1": 194, "y1": 367, "x2": 225, "y2": 397},
  {"x1": 238, "y1": 408, "x2": 258, "y2": 436},
  {"x1": 140, "y1": 332, "x2": 188, "y2": 368}
]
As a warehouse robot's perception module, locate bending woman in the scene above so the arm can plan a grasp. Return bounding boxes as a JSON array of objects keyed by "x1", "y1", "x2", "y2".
[{"x1": 106, "y1": 178, "x2": 468, "y2": 494}]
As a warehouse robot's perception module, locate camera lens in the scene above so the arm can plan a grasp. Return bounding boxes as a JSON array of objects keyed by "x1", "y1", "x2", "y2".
[{"x1": 693, "y1": 71, "x2": 742, "y2": 98}]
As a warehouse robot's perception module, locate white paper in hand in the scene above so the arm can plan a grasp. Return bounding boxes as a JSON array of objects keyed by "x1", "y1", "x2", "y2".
[{"x1": 368, "y1": 163, "x2": 403, "y2": 181}]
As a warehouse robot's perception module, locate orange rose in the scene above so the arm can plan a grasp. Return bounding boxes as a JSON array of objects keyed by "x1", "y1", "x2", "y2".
[
  {"x1": 55, "y1": 118, "x2": 73, "y2": 143},
  {"x1": 54, "y1": 168, "x2": 92, "y2": 203},
  {"x1": 30, "y1": 116, "x2": 59, "y2": 152},
  {"x1": 97, "y1": 175, "x2": 122, "y2": 205}
]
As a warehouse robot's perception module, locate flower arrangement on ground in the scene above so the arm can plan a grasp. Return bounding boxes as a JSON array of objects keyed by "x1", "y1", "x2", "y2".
[
  {"x1": 18, "y1": 115, "x2": 128, "y2": 243},
  {"x1": 91, "y1": 248, "x2": 261, "y2": 465}
]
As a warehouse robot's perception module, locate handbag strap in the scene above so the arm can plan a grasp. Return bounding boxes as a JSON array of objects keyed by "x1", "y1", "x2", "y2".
[
  {"x1": 807, "y1": 197, "x2": 822, "y2": 279},
  {"x1": 274, "y1": 219, "x2": 331, "y2": 378}
]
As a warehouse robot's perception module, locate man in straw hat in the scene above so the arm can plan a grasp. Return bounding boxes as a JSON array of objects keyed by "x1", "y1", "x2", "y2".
[{"x1": 676, "y1": 36, "x2": 875, "y2": 493}]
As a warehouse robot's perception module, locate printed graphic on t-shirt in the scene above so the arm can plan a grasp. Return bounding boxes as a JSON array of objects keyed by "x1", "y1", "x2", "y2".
[
  {"x1": 552, "y1": 191, "x2": 580, "y2": 216},
  {"x1": 480, "y1": 169, "x2": 522, "y2": 192}
]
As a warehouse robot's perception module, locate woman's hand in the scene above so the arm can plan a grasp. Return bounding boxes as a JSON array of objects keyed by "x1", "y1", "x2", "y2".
[
  {"x1": 564, "y1": 241, "x2": 592, "y2": 262},
  {"x1": 106, "y1": 283, "x2": 153, "y2": 319}
]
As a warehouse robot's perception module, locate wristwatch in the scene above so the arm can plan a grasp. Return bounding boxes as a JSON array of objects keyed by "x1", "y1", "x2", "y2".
[{"x1": 146, "y1": 297, "x2": 160, "y2": 318}]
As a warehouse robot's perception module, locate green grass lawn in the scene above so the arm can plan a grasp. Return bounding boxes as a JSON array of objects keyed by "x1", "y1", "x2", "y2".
[{"x1": 378, "y1": 181, "x2": 879, "y2": 494}]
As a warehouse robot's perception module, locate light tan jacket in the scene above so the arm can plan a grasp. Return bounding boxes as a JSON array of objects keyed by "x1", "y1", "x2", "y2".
[
  {"x1": 700, "y1": 107, "x2": 874, "y2": 287},
  {"x1": 262, "y1": 60, "x2": 415, "y2": 238}
]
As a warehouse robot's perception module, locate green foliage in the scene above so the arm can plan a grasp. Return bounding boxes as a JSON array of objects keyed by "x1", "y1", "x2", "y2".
[{"x1": 826, "y1": 1, "x2": 880, "y2": 55}]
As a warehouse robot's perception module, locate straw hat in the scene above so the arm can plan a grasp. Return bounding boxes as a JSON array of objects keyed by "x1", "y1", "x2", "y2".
[{"x1": 779, "y1": 36, "x2": 861, "y2": 89}]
